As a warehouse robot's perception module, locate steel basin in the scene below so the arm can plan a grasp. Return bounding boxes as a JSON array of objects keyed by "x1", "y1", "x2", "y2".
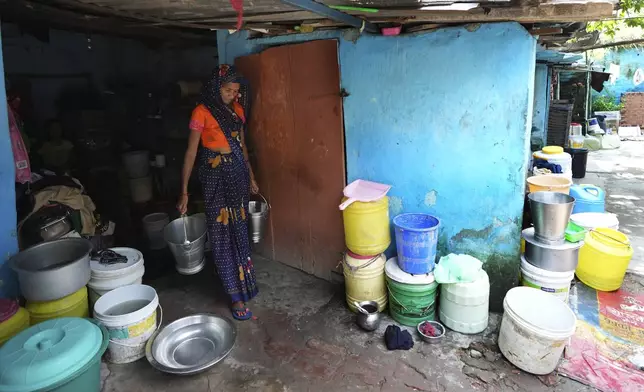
[
  {"x1": 522, "y1": 228, "x2": 583, "y2": 272},
  {"x1": 146, "y1": 314, "x2": 236, "y2": 375},
  {"x1": 9, "y1": 238, "x2": 93, "y2": 302},
  {"x1": 528, "y1": 191, "x2": 575, "y2": 244}
]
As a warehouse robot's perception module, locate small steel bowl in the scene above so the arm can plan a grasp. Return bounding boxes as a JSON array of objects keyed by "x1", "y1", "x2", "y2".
[
  {"x1": 146, "y1": 314, "x2": 236, "y2": 375},
  {"x1": 417, "y1": 320, "x2": 445, "y2": 344}
]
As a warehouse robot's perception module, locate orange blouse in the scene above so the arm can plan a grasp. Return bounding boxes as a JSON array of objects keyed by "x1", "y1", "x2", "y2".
[{"x1": 189, "y1": 103, "x2": 245, "y2": 150}]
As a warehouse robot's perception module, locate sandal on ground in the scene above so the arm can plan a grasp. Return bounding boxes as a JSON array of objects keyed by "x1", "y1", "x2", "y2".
[{"x1": 231, "y1": 306, "x2": 252, "y2": 321}]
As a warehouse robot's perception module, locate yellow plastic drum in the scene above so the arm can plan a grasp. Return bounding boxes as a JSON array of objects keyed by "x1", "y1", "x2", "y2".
[
  {"x1": 576, "y1": 228, "x2": 633, "y2": 291},
  {"x1": 526, "y1": 175, "x2": 572, "y2": 194},
  {"x1": 0, "y1": 307, "x2": 29, "y2": 346},
  {"x1": 26, "y1": 286, "x2": 90, "y2": 325},
  {"x1": 342, "y1": 197, "x2": 391, "y2": 256},
  {"x1": 343, "y1": 252, "x2": 387, "y2": 312}
]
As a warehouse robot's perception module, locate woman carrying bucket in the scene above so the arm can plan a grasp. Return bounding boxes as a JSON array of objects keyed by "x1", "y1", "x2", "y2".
[{"x1": 177, "y1": 65, "x2": 259, "y2": 321}]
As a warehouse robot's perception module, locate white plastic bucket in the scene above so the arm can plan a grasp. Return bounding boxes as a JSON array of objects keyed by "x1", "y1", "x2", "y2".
[
  {"x1": 129, "y1": 176, "x2": 153, "y2": 203},
  {"x1": 570, "y1": 212, "x2": 619, "y2": 231},
  {"x1": 122, "y1": 150, "x2": 150, "y2": 178},
  {"x1": 519, "y1": 256, "x2": 574, "y2": 303},
  {"x1": 142, "y1": 213, "x2": 169, "y2": 249},
  {"x1": 439, "y1": 269, "x2": 490, "y2": 334},
  {"x1": 88, "y1": 247, "x2": 145, "y2": 308},
  {"x1": 498, "y1": 287, "x2": 577, "y2": 375},
  {"x1": 93, "y1": 284, "x2": 159, "y2": 364}
]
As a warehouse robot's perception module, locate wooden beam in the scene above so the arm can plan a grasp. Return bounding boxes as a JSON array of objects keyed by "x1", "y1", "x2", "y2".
[
  {"x1": 530, "y1": 27, "x2": 563, "y2": 36},
  {"x1": 571, "y1": 38, "x2": 644, "y2": 52}
]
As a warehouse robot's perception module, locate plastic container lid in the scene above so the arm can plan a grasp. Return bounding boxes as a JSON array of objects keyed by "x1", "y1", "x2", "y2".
[
  {"x1": 0, "y1": 299, "x2": 18, "y2": 323},
  {"x1": 385, "y1": 257, "x2": 435, "y2": 284},
  {"x1": 542, "y1": 146, "x2": 564, "y2": 155},
  {"x1": 90, "y1": 247, "x2": 144, "y2": 279},
  {"x1": 0, "y1": 318, "x2": 103, "y2": 392}
]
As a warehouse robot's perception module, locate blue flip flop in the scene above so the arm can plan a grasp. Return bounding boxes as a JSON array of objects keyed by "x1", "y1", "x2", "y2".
[{"x1": 232, "y1": 307, "x2": 252, "y2": 321}]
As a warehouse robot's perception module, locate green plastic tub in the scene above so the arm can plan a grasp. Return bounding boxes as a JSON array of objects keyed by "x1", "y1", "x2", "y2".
[{"x1": 386, "y1": 276, "x2": 438, "y2": 326}]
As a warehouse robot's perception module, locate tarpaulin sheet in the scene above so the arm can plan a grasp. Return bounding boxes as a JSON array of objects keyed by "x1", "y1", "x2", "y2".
[{"x1": 559, "y1": 282, "x2": 644, "y2": 392}]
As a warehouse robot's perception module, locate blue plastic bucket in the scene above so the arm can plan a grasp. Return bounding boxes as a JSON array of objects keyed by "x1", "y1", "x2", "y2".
[{"x1": 393, "y1": 213, "x2": 440, "y2": 274}]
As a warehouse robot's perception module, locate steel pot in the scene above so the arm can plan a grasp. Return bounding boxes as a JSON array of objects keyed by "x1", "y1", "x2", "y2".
[
  {"x1": 355, "y1": 301, "x2": 381, "y2": 331},
  {"x1": 9, "y1": 238, "x2": 93, "y2": 302},
  {"x1": 40, "y1": 215, "x2": 72, "y2": 242},
  {"x1": 522, "y1": 228, "x2": 583, "y2": 272}
]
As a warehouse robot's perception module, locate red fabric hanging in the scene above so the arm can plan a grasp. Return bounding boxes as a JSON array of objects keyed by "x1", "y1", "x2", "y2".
[{"x1": 229, "y1": 0, "x2": 244, "y2": 30}]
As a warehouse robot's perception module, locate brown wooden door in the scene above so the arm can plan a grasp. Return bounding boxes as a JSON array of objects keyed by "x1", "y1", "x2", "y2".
[{"x1": 236, "y1": 40, "x2": 345, "y2": 280}]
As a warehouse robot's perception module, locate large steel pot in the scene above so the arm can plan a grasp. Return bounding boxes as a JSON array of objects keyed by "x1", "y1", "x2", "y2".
[
  {"x1": 522, "y1": 228, "x2": 582, "y2": 272},
  {"x1": 10, "y1": 238, "x2": 93, "y2": 302}
]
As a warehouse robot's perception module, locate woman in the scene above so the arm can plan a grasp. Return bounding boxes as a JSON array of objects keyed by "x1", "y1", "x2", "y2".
[{"x1": 177, "y1": 64, "x2": 259, "y2": 320}]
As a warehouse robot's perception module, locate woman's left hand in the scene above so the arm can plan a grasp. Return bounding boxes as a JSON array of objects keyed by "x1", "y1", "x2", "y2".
[{"x1": 250, "y1": 179, "x2": 259, "y2": 194}]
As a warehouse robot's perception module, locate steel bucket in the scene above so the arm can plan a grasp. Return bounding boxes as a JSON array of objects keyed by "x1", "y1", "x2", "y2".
[
  {"x1": 528, "y1": 191, "x2": 575, "y2": 244},
  {"x1": 248, "y1": 194, "x2": 270, "y2": 244},
  {"x1": 164, "y1": 215, "x2": 208, "y2": 275}
]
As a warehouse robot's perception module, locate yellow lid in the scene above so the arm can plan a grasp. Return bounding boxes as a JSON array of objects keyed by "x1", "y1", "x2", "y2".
[
  {"x1": 542, "y1": 146, "x2": 564, "y2": 154},
  {"x1": 26, "y1": 286, "x2": 88, "y2": 315}
]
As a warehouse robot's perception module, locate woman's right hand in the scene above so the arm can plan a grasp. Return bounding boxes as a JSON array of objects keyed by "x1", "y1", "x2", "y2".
[{"x1": 177, "y1": 193, "x2": 189, "y2": 215}]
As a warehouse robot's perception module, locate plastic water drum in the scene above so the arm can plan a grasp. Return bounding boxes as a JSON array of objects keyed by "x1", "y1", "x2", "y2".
[
  {"x1": 26, "y1": 286, "x2": 89, "y2": 325},
  {"x1": 342, "y1": 197, "x2": 390, "y2": 256},
  {"x1": 498, "y1": 287, "x2": 576, "y2": 375},
  {"x1": 343, "y1": 252, "x2": 387, "y2": 312},
  {"x1": 533, "y1": 146, "x2": 572, "y2": 174},
  {"x1": 569, "y1": 185, "x2": 605, "y2": 214},
  {"x1": 393, "y1": 213, "x2": 440, "y2": 274},
  {"x1": 576, "y1": 228, "x2": 633, "y2": 291},
  {"x1": 385, "y1": 257, "x2": 438, "y2": 326},
  {"x1": 439, "y1": 269, "x2": 490, "y2": 334}
]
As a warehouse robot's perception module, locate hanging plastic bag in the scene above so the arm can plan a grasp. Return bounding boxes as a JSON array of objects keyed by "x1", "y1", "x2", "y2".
[
  {"x1": 7, "y1": 104, "x2": 31, "y2": 184},
  {"x1": 434, "y1": 253, "x2": 483, "y2": 284}
]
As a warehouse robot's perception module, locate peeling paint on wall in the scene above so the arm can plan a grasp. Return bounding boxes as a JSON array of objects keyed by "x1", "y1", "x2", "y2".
[{"x1": 217, "y1": 22, "x2": 535, "y2": 310}]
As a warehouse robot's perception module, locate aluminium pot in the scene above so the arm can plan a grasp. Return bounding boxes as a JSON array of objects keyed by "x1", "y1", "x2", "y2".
[
  {"x1": 522, "y1": 228, "x2": 583, "y2": 272},
  {"x1": 9, "y1": 238, "x2": 93, "y2": 302}
]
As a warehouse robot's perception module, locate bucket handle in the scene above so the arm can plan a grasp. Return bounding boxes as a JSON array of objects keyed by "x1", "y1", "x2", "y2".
[
  {"x1": 590, "y1": 229, "x2": 631, "y2": 248},
  {"x1": 342, "y1": 253, "x2": 380, "y2": 273},
  {"x1": 107, "y1": 304, "x2": 163, "y2": 348},
  {"x1": 257, "y1": 193, "x2": 271, "y2": 212},
  {"x1": 387, "y1": 288, "x2": 434, "y2": 315}
]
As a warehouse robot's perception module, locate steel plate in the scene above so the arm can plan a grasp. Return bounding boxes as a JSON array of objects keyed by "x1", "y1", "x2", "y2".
[{"x1": 146, "y1": 314, "x2": 236, "y2": 375}]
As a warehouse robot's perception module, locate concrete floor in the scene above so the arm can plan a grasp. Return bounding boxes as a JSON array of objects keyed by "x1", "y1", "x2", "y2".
[{"x1": 101, "y1": 140, "x2": 644, "y2": 392}]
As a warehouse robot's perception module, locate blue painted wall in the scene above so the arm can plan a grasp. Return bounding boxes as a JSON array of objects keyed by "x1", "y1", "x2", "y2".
[
  {"x1": 591, "y1": 47, "x2": 644, "y2": 103},
  {"x1": 219, "y1": 23, "x2": 536, "y2": 309},
  {"x1": 532, "y1": 64, "x2": 550, "y2": 148},
  {"x1": 0, "y1": 24, "x2": 20, "y2": 298}
]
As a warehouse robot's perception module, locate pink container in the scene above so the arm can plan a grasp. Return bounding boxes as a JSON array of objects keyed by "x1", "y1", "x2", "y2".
[{"x1": 381, "y1": 26, "x2": 402, "y2": 36}]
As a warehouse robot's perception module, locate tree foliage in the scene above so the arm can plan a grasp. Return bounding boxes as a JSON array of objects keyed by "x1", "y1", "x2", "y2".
[{"x1": 587, "y1": 0, "x2": 644, "y2": 38}]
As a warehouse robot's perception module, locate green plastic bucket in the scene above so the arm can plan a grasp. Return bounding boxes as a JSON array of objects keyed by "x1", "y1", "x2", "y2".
[{"x1": 386, "y1": 276, "x2": 438, "y2": 326}]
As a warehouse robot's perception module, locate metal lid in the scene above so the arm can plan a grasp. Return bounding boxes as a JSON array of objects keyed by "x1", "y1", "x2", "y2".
[
  {"x1": 90, "y1": 247, "x2": 144, "y2": 278},
  {"x1": 0, "y1": 318, "x2": 103, "y2": 392},
  {"x1": 0, "y1": 299, "x2": 18, "y2": 323},
  {"x1": 385, "y1": 257, "x2": 435, "y2": 284},
  {"x1": 522, "y1": 228, "x2": 583, "y2": 250}
]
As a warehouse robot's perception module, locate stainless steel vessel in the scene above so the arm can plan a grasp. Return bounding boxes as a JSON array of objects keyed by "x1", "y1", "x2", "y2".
[
  {"x1": 164, "y1": 215, "x2": 207, "y2": 275},
  {"x1": 146, "y1": 314, "x2": 236, "y2": 375},
  {"x1": 528, "y1": 191, "x2": 575, "y2": 244},
  {"x1": 355, "y1": 301, "x2": 381, "y2": 331},
  {"x1": 9, "y1": 238, "x2": 93, "y2": 301},
  {"x1": 522, "y1": 228, "x2": 583, "y2": 272}
]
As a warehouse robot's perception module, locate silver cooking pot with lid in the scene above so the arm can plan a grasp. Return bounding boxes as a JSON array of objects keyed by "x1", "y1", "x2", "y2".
[{"x1": 9, "y1": 238, "x2": 93, "y2": 302}]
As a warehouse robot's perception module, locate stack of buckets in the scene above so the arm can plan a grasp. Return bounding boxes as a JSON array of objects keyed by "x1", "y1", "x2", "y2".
[
  {"x1": 123, "y1": 150, "x2": 153, "y2": 204},
  {"x1": 521, "y1": 191, "x2": 581, "y2": 303},
  {"x1": 342, "y1": 196, "x2": 390, "y2": 312},
  {"x1": 88, "y1": 247, "x2": 146, "y2": 309},
  {"x1": 387, "y1": 213, "x2": 441, "y2": 326}
]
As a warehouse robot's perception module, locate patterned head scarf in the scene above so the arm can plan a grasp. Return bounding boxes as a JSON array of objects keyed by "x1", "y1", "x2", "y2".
[{"x1": 200, "y1": 64, "x2": 250, "y2": 161}]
